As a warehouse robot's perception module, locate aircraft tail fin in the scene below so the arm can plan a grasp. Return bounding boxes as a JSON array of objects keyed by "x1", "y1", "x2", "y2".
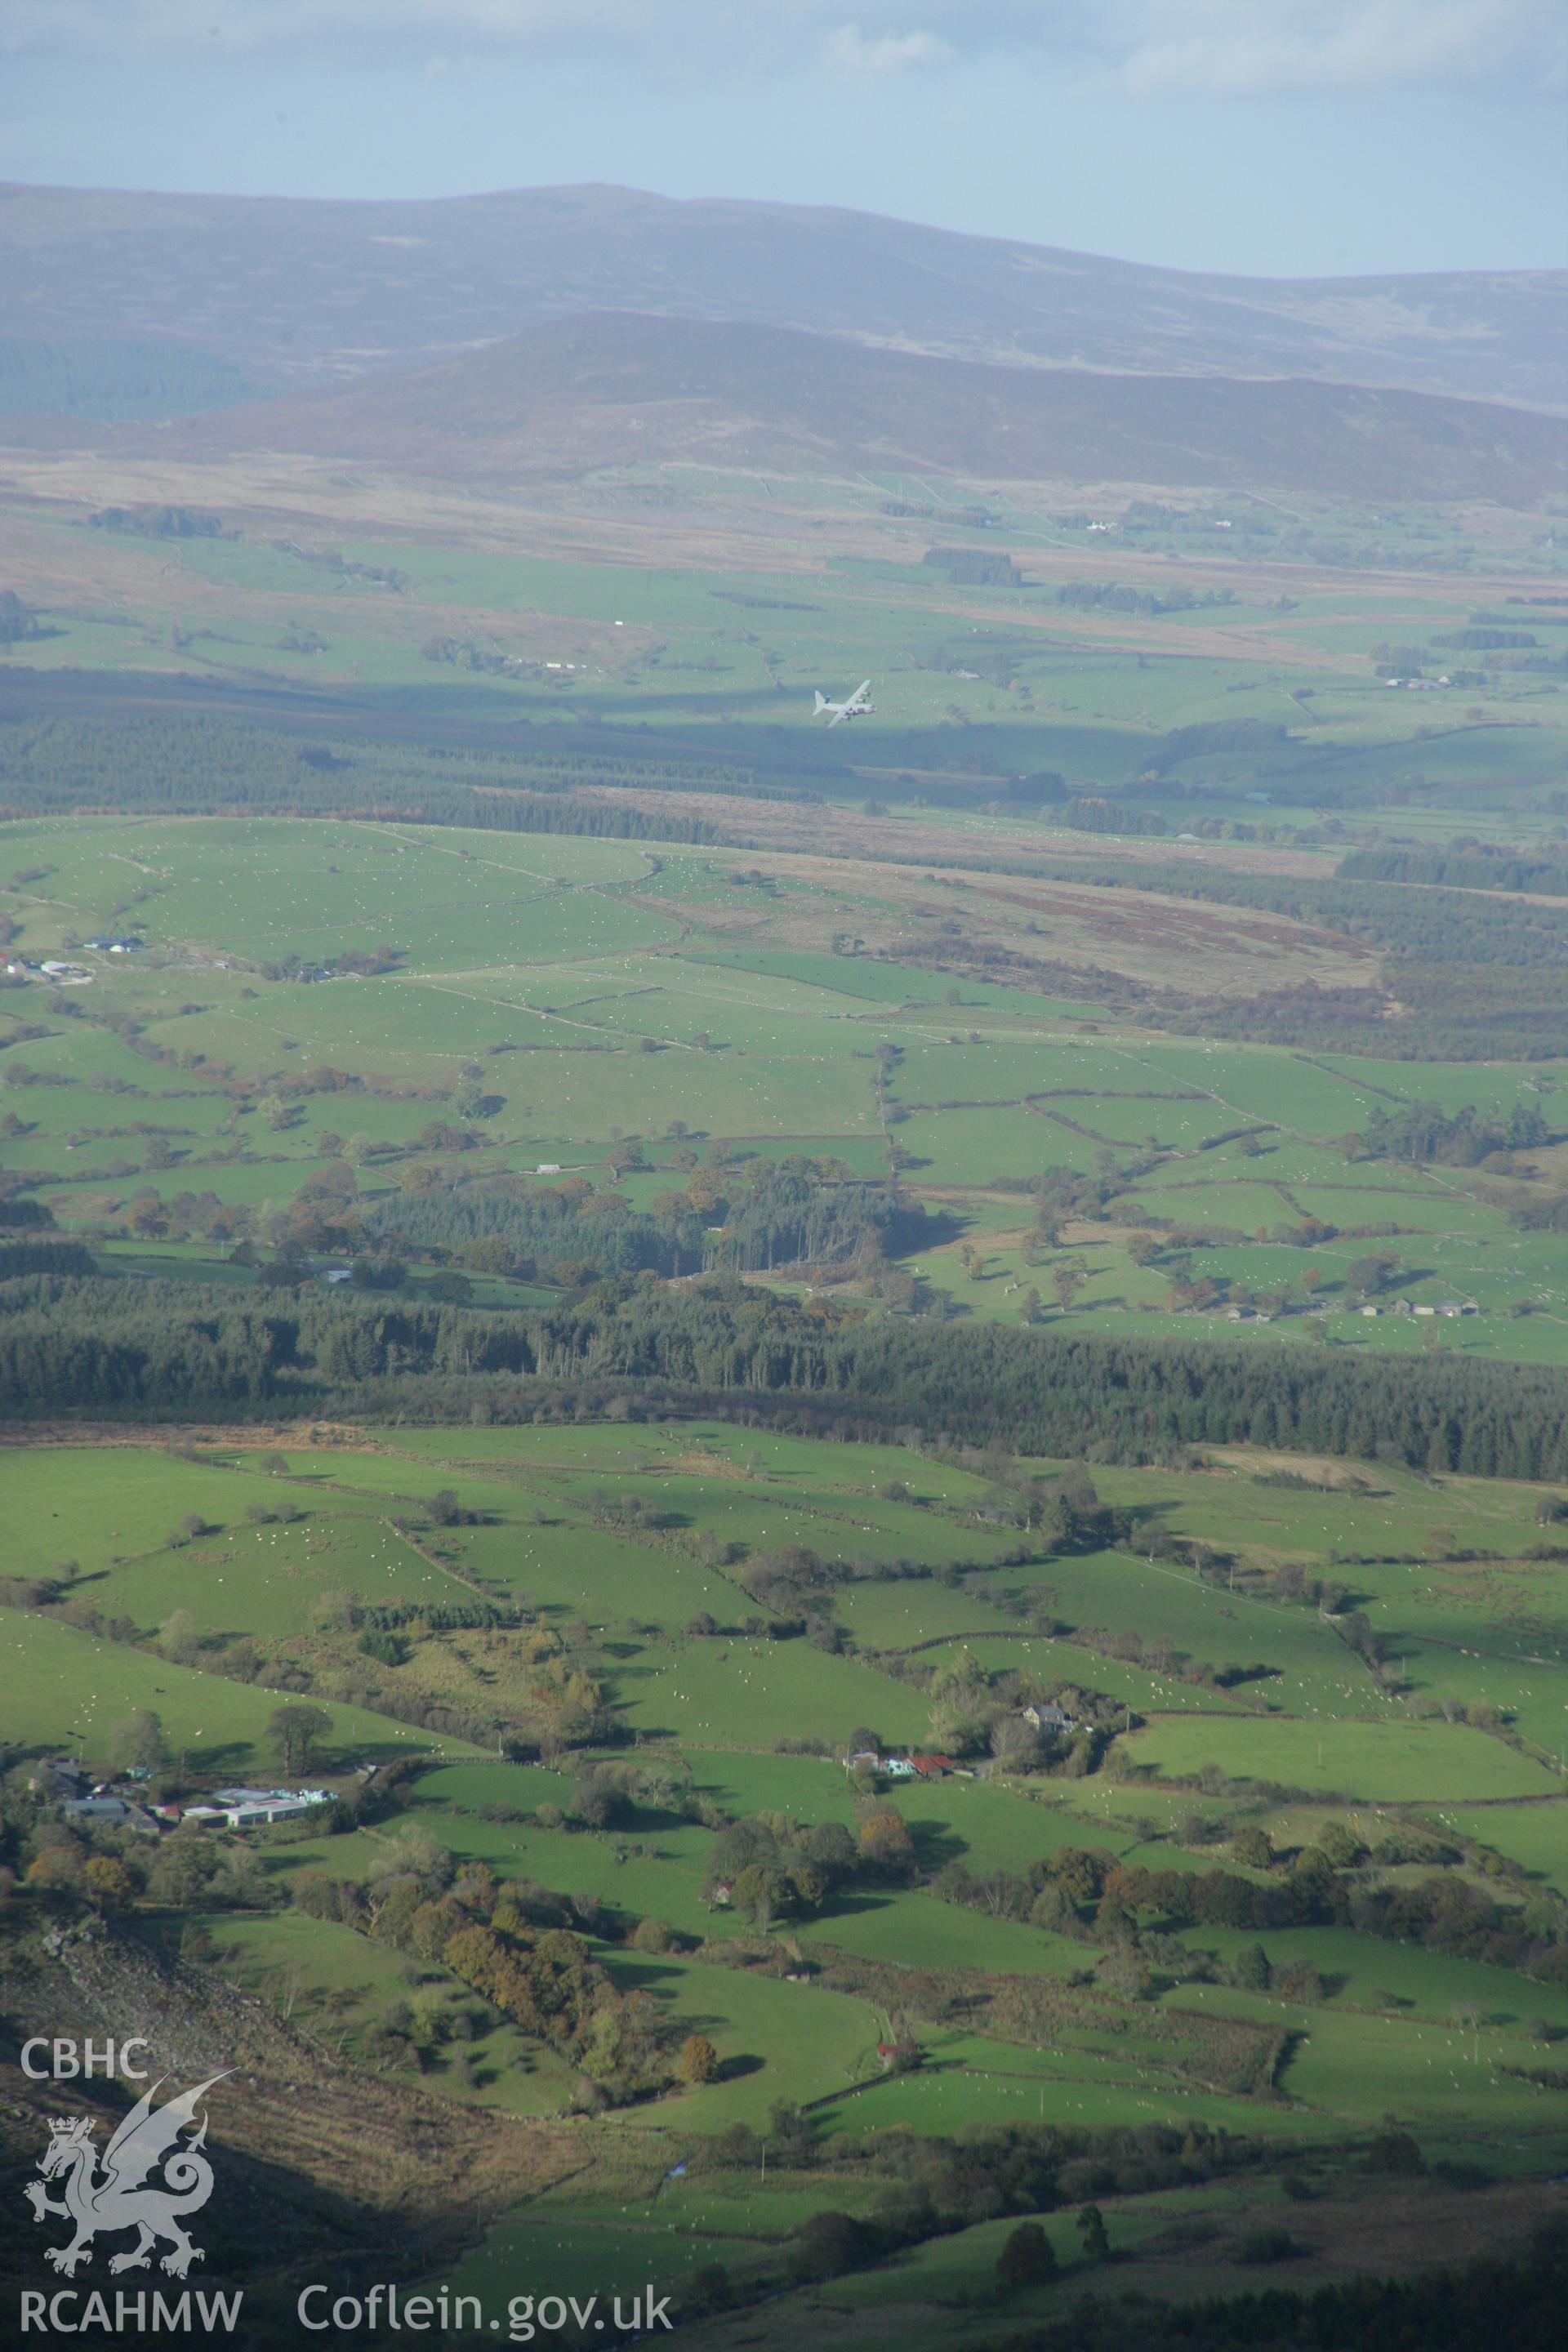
[{"x1": 813, "y1": 692, "x2": 829, "y2": 713}]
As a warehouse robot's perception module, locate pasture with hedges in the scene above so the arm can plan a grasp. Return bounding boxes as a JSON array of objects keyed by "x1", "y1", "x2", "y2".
[{"x1": 6, "y1": 1415, "x2": 1568, "y2": 2332}]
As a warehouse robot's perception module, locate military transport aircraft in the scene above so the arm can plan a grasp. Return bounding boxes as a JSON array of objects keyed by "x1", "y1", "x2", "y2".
[{"x1": 813, "y1": 680, "x2": 874, "y2": 726}]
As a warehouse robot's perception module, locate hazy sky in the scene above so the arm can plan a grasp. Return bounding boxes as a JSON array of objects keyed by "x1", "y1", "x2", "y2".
[{"x1": 3, "y1": 2, "x2": 1564, "y2": 277}]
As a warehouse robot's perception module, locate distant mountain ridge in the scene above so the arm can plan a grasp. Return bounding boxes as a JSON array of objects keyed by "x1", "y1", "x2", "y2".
[
  {"x1": 138, "y1": 311, "x2": 1568, "y2": 503},
  {"x1": 0, "y1": 180, "x2": 1561, "y2": 412}
]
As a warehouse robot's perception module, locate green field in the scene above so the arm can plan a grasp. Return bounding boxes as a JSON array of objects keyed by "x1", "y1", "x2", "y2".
[
  {"x1": 1122, "y1": 1715, "x2": 1561, "y2": 1801},
  {"x1": 0, "y1": 1606, "x2": 474, "y2": 1774}
]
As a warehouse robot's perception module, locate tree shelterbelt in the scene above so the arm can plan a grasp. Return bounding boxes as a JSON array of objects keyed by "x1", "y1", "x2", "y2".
[{"x1": 2, "y1": 1271, "x2": 1566, "y2": 1479}]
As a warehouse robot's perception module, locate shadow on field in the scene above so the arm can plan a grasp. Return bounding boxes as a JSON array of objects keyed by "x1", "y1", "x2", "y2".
[{"x1": 902, "y1": 1820, "x2": 969, "y2": 1873}]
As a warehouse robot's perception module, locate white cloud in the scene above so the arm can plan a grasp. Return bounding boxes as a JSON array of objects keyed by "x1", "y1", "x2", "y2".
[
  {"x1": 1113, "y1": 0, "x2": 1568, "y2": 97},
  {"x1": 821, "y1": 24, "x2": 952, "y2": 78},
  {"x1": 2, "y1": 0, "x2": 1563, "y2": 96}
]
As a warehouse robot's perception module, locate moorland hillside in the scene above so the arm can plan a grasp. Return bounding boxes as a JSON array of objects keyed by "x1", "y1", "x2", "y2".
[
  {"x1": 127, "y1": 310, "x2": 1568, "y2": 501},
  {"x1": 1, "y1": 178, "x2": 1562, "y2": 407}
]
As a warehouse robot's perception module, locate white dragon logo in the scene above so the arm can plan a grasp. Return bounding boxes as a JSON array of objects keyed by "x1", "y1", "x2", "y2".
[{"x1": 24, "y1": 2074, "x2": 228, "y2": 2278}]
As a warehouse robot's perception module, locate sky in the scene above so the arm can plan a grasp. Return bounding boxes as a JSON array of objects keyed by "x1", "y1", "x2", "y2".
[{"x1": 2, "y1": 1, "x2": 1564, "y2": 278}]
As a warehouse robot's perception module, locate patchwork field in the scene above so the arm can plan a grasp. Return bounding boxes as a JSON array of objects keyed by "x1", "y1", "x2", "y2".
[
  {"x1": 7, "y1": 801, "x2": 1568, "y2": 1362},
  {"x1": 6, "y1": 1414, "x2": 1568, "y2": 2336},
  {"x1": 7, "y1": 422, "x2": 1568, "y2": 2345}
]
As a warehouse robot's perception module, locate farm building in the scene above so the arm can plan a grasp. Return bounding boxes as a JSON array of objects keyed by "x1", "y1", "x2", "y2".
[
  {"x1": 62, "y1": 1795, "x2": 159, "y2": 1835},
  {"x1": 182, "y1": 1785, "x2": 329, "y2": 1829},
  {"x1": 1023, "y1": 1702, "x2": 1078, "y2": 1735}
]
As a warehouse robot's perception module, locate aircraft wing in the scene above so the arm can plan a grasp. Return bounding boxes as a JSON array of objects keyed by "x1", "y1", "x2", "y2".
[{"x1": 828, "y1": 681, "x2": 871, "y2": 727}]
